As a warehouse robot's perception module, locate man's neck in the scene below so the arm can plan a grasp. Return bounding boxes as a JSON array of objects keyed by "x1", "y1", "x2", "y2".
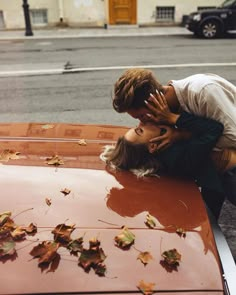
[{"x1": 163, "y1": 85, "x2": 180, "y2": 113}]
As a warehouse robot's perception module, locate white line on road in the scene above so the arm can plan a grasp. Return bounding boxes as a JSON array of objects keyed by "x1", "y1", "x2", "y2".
[{"x1": 0, "y1": 62, "x2": 235, "y2": 77}]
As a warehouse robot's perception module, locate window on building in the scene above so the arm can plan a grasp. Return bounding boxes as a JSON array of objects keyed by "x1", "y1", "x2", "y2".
[
  {"x1": 30, "y1": 9, "x2": 48, "y2": 25},
  {"x1": 0, "y1": 11, "x2": 5, "y2": 29},
  {"x1": 197, "y1": 6, "x2": 216, "y2": 11},
  {"x1": 156, "y1": 6, "x2": 175, "y2": 22}
]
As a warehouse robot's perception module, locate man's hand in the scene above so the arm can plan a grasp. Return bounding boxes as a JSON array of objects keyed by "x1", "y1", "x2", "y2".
[
  {"x1": 145, "y1": 90, "x2": 179, "y2": 125},
  {"x1": 149, "y1": 125, "x2": 192, "y2": 152}
]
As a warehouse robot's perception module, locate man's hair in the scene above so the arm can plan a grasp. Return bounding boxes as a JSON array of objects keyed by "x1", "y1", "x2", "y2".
[
  {"x1": 113, "y1": 68, "x2": 163, "y2": 113},
  {"x1": 100, "y1": 136, "x2": 160, "y2": 175}
]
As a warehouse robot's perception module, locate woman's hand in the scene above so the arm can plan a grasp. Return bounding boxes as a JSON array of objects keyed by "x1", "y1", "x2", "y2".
[
  {"x1": 145, "y1": 90, "x2": 179, "y2": 125},
  {"x1": 149, "y1": 125, "x2": 192, "y2": 152}
]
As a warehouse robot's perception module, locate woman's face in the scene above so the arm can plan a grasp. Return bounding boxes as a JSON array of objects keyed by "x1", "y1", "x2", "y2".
[{"x1": 124, "y1": 122, "x2": 161, "y2": 144}]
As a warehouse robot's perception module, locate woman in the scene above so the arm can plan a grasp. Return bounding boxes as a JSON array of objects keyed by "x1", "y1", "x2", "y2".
[{"x1": 102, "y1": 93, "x2": 236, "y2": 219}]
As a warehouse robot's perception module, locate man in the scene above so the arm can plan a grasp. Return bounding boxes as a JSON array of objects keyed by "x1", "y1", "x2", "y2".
[
  {"x1": 112, "y1": 68, "x2": 236, "y2": 219},
  {"x1": 113, "y1": 68, "x2": 236, "y2": 150}
]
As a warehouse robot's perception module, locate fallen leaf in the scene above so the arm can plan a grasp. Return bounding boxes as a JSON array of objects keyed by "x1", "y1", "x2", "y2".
[
  {"x1": 176, "y1": 227, "x2": 186, "y2": 238},
  {"x1": 46, "y1": 155, "x2": 64, "y2": 166},
  {"x1": 0, "y1": 150, "x2": 20, "y2": 162},
  {"x1": 137, "y1": 280, "x2": 155, "y2": 295},
  {"x1": 41, "y1": 124, "x2": 54, "y2": 130},
  {"x1": 77, "y1": 139, "x2": 87, "y2": 146},
  {"x1": 145, "y1": 213, "x2": 156, "y2": 229},
  {"x1": 137, "y1": 251, "x2": 153, "y2": 266},
  {"x1": 161, "y1": 248, "x2": 181, "y2": 268},
  {"x1": 30, "y1": 241, "x2": 60, "y2": 265},
  {"x1": 45, "y1": 198, "x2": 52, "y2": 206},
  {"x1": 60, "y1": 188, "x2": 71, "y2": 196},
  {"x1": 67, "y1": 237, "x2": 84, "y2": 255},
  {"x1": 114, "y1": 226, "x2": 135, "y2": 249},
  {"x1": 22, "y1": 223, "x2": 37, "y2": 235},
  {"x1": 10, "y1": 226, "x2": 26, "y2": 240},
  {"x1": 78, "y1": 238, "x2": 107, "y2": 276},
  {"x1": 0, "y1": 238, "x2": 16, "y2": 257},
  {"x1": 0, "y1": 211, "x2": 12, "y2": 226},
  {"x1": 52, "y1": 223, "x2": 75, "y2": 243}
]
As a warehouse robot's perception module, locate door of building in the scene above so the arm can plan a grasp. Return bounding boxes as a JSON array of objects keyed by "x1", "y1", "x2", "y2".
[{"x1": 109, "y1": 0, "x2": 137, "y2": 25}]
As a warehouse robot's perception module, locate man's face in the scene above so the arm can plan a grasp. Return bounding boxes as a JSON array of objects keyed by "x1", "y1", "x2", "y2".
[{"x1": 127, "y1": 107, "x2": 151, "y2": 123}]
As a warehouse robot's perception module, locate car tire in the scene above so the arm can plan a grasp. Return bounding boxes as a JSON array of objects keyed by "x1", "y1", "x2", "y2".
[{"x1": 200, "y1": 19, "x2": 222, "y2": 39}]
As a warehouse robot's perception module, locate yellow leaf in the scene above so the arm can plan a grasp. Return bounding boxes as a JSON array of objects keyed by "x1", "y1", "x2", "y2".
[
  {"x1": 137, "y1": 280, "x2": 155, "y2": 295},
  {"x1": 77, "y1": 139, "x2": 87, "y2": 146},
  {"x1": 137, "y1": 251, "x2": 153, "y2": 266}
]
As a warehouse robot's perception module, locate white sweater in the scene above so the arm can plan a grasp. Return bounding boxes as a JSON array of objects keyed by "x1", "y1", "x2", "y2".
[{"x1": 170, "y1": 73, "x2": 236, "y2": 149}]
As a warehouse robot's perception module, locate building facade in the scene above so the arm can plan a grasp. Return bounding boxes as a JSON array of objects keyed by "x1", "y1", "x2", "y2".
[{"x1": 0, "y1": 0, "x2": 223, "y2": 30}]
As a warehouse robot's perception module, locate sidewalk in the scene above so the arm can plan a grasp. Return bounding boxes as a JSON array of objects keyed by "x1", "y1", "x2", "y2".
[{"x1": 0, "y1": 25, "x2": 191, "y2": 40}]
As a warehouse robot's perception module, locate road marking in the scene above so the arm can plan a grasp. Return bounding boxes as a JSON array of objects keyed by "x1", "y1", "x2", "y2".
[{"x1": 0, "y1": 62, "x2": 235, "y2": 77}]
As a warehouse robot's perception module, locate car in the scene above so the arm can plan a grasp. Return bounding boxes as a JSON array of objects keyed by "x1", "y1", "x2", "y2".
[
  {"x1": 185, "y1": 0, "x2": 236, "y2": 38},
  {"x1": 0, "y1": 122, "x2": 235, "y2": 295}
]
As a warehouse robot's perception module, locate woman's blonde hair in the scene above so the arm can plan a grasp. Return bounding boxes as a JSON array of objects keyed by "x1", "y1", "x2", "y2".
[
  {"x1": 100, "y1": 136, "x2": 161, "y2": 177},
  {"x1": 113, "y1": 68, "x2": 163, "y2": 113}
]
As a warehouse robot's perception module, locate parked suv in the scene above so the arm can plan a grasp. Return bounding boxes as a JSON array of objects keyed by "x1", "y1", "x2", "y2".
[{"x1": 185, "y1": 0, "x2": 236, "y2": 38}]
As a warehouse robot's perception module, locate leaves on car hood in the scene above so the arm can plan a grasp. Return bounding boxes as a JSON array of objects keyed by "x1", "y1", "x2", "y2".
[
  {"x1": 114, "y1": 226, "x2": 135, "y2": 249},
  {"x1": 0, "y1": 149, "x2": 20, "y2": 162}
]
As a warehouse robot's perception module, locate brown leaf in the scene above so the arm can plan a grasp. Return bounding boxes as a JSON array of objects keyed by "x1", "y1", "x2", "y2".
[
  {"x1": 46, "y1": 155, "x2": 64, "y2": 166},
  {"x1": 23, "y1": 223, "x2": 37, "y2": 235},
  {"x1": 0, "y1": 238, "x2": 16, "y2": 258},
  {"x1": 10, "y1": 226, "x2": 26, "y2": 240},
  {"x1": 114, "y1": 226, "x2": 135, "y2": 249},
  {"x1": 52, "y1": 223, "x2": 75, "y2": 243},
  {"x1": 77, "y1": 139, "x2": 87, "y2": 146},
  {"x1": 137, "y1": 280, "x2": 156, "y2": 295},
  {"x1": 45, "y1": 198, "x2": 52, "y2": 206},
  {"x1": 0, "y1": 211, "x2": 12, "y2": 226},
  {"x1": 60, "y1": 188, "x2": 71, "y2": 196},
  {"x1": 145, "y1": 213, "x2": 156, "y2": 229},
  {"x1": 67, "y1": 237, "x2": 84, "y2": 255},
  {"x1": 30, "y1": 241, "x2": 60, "y2": 265},
  {"x1": 78, "y1": 238, "x2": 107, "y2": 276},
  {"x1": 0, "y1": 150, "x2": 20, "y2": 162},
  {"x1": 137, "y1": 251, "x2": 153, "y2": 266},
  {"x1": 161, "y1": 248, "x2": 181, "y2": 267},
  {"x1": 41, "y1": 124, "x2": 54, "y2": 130},
  {"x1": 176, "y1": 227, "x2": 186, "y2": 238}
]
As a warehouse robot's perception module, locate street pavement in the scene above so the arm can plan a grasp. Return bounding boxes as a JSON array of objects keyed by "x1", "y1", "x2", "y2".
[{"x1": 0, "y1": 25, "x2": 191, "y2": 40}]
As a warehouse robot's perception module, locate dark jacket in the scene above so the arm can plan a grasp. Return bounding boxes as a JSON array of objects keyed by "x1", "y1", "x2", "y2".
[{"x1": 158, "y1": 111, "x2": 224, "y2": 193}]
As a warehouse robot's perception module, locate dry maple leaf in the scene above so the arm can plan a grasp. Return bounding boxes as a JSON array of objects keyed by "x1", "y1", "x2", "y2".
[
  {"x1": 22, "y1": 223, "x2": 37, "y2": 235},
  {"x1": 30, "y1": 241, "x2": 60, "y2": 265},
  {"x1": 46, "y1": 155, "x2": 64, "y2": 166},
  {"x1": 67, "y1": 237, "x2": 84, "y2": 255},
  {"x1": 145, "y1": 213, "x2": 156, "y2": 229},
  {"x1": 0, "y1": 150, "x2": 20, "y2": 162},
  {"x1": 176, "y1": 227, "x2": 186, "y2": 238},
  {"x1": 137, "y1": 251, "x2": 153, "y2": 266},
  {"x1": 161, "y1": 248, "x2": 181, "y2": 268},
  {"x1": 41, "y1": 124, "x2": 54, "y2": 130},
  {"x1": 77, "y1": 139, "x2": 87, "y2": 146},
  {"x1": 0, "y1": 238, "x2": 16, "y2": 258},
  {"x1": 0, "y1": 211, "x2": 12, "y2": 226},
  {"x1": 45, "y1": 197, "x2": 52, "y2": 206},
  {"x1": 114, "y1": 226, "x2": 135, "y2": 249},
  {"x1": 60, "y1": 188, "x2": 71, "y2": 196},
  {"x1": 78, "y1": 238, "x2": 107, "y2": 276},
  {"x1": 137, "y1": 280, "x2": 156, "y2": 295},
  {"x1": 52, "y1": 223, "x2": 75, "y2": 243},
  {"x1": 10, "y1": 226, "x2": 26, "y2": 240}
]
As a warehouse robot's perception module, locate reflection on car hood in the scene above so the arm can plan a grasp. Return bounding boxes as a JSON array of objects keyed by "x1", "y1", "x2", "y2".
[{"x1": 0, "y1": 123, "x2": 224, "y2": 294}]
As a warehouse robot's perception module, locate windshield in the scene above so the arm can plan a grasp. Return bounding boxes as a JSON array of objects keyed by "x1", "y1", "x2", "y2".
[{"x1": 219, "y1": 0, "x2": 236, "y2": 7}]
